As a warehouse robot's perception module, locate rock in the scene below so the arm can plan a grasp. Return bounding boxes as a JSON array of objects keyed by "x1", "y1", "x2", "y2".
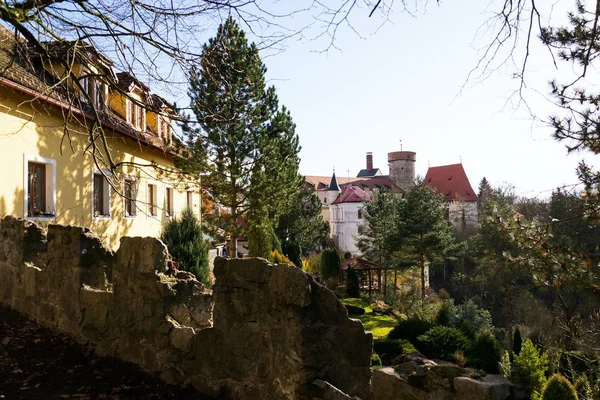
[
  {"x1": 453, "y1": 376, "x2": 512, "y2": 400},
  {"x1": 371, "y1": 367, "x2": 428, "y2": 400}
]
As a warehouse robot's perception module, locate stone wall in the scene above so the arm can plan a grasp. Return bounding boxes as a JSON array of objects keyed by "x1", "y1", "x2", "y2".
[{"x1": 0, "y1": 217, "x2": 372, "y2": 399}]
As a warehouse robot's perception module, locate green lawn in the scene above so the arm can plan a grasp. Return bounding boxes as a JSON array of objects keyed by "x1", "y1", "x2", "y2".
[{"x1": 342, "y1": 298, "x2": 397, "y2": 339}]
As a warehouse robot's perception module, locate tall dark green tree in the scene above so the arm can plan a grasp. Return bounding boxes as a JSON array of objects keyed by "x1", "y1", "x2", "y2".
[
  {"x1": 394, "y1": 182, "x2": 454, "y2": 304},
  {"x1": 181, "y1": 17, "x2": 300, "y2": 257},
  {"x1": 356, "y1": 189, "x2": 401, "y2": 265},
  {"x1": 477, "y1": 177, "x2": 494, "y2": 213}
]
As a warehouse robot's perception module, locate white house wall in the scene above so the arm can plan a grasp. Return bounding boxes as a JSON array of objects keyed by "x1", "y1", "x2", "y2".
[{"x1": 330, "y1": 202, "x2": 363, "y2": 254}]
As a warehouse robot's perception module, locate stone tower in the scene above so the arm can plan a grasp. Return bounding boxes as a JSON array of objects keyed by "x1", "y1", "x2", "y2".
[{"x1": 388, "y1": 151, "x2": 416, "y2": 190}]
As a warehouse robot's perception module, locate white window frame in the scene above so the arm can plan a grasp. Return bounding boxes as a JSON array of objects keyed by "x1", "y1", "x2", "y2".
[
  {"x1": 91, "y1": 168, "x2": 111, "y2": 220},
  {"x1": 24, "y1": 154, "x2": 56, "y2": 221},
  {"x1": 186, "y1": 190, "x2": 194, "y2": 210},
  {"x1": 81, "y1": 76, "x2": 107, "y2": 110},
  {"x1": 164, "y1": 184, "x2": 174, "y2": 218},
  {"x1": 123, "y1": 176, "x2": 138, "y2": 219},
  {"x1": 147, "y1": 179, "x2": 160, "y2": 218},
  {"x1": 127, "y1": 98, "x2": 146, "y2": 132}
]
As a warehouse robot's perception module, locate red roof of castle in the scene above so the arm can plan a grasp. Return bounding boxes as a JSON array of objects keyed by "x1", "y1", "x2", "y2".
[
  {"x1": 332, "y1": 186, "x2": 372, "y2": 204},
  {"x1": 424, "y1": 164, "x2": 478, "y2": 202}
]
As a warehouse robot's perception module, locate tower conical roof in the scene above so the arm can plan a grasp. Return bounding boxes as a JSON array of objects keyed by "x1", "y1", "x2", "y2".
[{"x1": 328, "y1": 171, "x2": 340, "y2": 191}]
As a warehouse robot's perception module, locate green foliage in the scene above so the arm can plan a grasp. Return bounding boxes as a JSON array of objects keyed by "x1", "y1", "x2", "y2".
[
  {"x1": 346, "y1": 266, "x2": 360, "y2": 298},
  {"x1": 541, "y1": 374, "x2": 578, "y2": 400},
  {"x1": 269, "y1": 249, "x2": 293, "y2": 265},
  {"x1": 356, "y1": 190, "x2": 400, "y2": 265},
  {"x1": 452, "y1": 299, "x2": 493, "y2": 332},
  {"x1": 247, "y1": 216, "x2": 277, "y2": 258},
  {"x1": 511, "y1": 340, "x2": 549, "y2": 397},
  {"x1": 276, "y1": 183, "x2": 329, "y2": 254},
  {"x1": 467, "y1": 331, "x2": 503, "y2": 374},
  {"x1": 160, "y1": 208, "x2": 209, "y2": 285},
  {"x1": 321, "y1": 248, "x2": 340, "y2": 281},
  {"x1": 513, "y1": 327, "x2": 523, "y2": 355},
  {"x1": 371, "y1": 352, "x2": 382, "y2": 368},
  {"x1": 435, "y1": 300, "x2": 456, "y2": 326},
  {"x1": 500, "y1": 350, "x2": 512, "y2": 379},
  {"x1": 182, "y1": 17, "x2": 300, "y2": 256},
  {"x1": 303, "y1": 252, "x2": 322, "y2": 277},
  {"x1": 283, "y1": 242, "x2": 302, "y2": 268},
  {"x1": 416, "y1": 326, "x2": 471, "y2": 362},
  {"x1": 373, "y1": 338, "x2": 416, "y2": 363},
  {"x1": 344, "y1": 304, "x2": 365, "y2": 315},
  {"x1": 387, "y1": 317, "x2": 435, "y2": 344}
]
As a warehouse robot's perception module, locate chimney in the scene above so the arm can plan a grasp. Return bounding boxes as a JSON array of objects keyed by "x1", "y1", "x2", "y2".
[{"x1": 366, "y1": 152, "x2": 373, "y2": 171}]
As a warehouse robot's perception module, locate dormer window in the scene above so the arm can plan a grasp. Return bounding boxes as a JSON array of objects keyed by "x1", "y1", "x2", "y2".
[
  {"x1": 157, "y1": 116, "x2": 172, "y2": 143},
  {"x1": 81, "y1": 76, "x2": 107, "y2": 110},
  {"x1": 127, "y1": 99, "x2": 145, "y2": 131}
]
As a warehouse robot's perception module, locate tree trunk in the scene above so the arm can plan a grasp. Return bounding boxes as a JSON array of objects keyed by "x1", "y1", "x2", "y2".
[
  {"x1": 420, "y1": 251, "x2": 426, "y2": 307},
  {"x1": 504, "y1": 280, "x2": 512, "y2": 349}
]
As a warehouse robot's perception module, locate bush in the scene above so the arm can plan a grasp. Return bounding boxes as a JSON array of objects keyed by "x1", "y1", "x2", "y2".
[
  {"x1": 468, "y1": 331, "x2": 503, "y2": 374},
  {"x1": 371, "y1": 352, "x2": 382, "y2": 368},
  {"x1": 387, "y1": 317, "x2": 435, "y2": 344},
  {"x1": 344, "y1": 305, "x2": 365, "y2": 315},
  {"x1": 500, "y1": 350, "x2": 512, "y2": 378},
  {"x1": 435, "y1": 300, "x2": 456, "y2": 326},
  {"x1": 416, "y1": 326, "x2": 471, "y2": 362},
  {"x1": 452, "y1": 299, "x2": 492, "y2": 332},
  {"x1": 160, "y1": 208, "x2": 209, "y2": 285},
  {"x1": 321, "y1": 248, "x2": 341, "y2": 280},
  {"x1": 346, "y1": 266, "x2": 360, "y2": 298},
  {"x1": 269, "y1": 249, "x2": 293, "y2": 265},
  {"x1": 303, "y1": 252, "x2": 321, "y2": 277},
  {"x1": 541, "y1": 374, "x2": 578, "y2": 400},
  {"x1": 283, "y1": 242, "x2": 302, "y2": 268},
  {"x1": 373, "y1": 338, "x2": 416, "y2": 364},
  {"x1": 513, "y1": 327, "x2": 523, "y2": 355},
  {"x1": 511, "y1": 339, "x2": 549, "y2": 397}
]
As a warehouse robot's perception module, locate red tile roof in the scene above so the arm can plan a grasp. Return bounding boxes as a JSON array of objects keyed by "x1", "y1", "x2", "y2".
[
  {"x1": 332, "y1": 185, "x2": 372, "y2": 204},
  {"x1": 424, "y1": 164, "x2": 478, "y2": 202}
]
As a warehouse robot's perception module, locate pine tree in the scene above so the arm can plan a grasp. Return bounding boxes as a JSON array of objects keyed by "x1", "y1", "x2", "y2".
[
  {"x1": 160, "y1": 208, "x2": 210, "y2": 285},
  {"x1": 356, "y1": 190, "x2": 400, "y2": 265},
  {"x1": 477, "y1": 177, "x2": 493, "y2": 212},
  {"x1": 346, "y1": 266, "x2": 360, "y2": 298},
  {"x1": 513, "y1": 326, "x2": 523, "y2": 355},
  {"x1": 394, "y1": 181, "x2": 454, "y2": 304},
  {"x1": 321, "y1": 248, "x2": 341, "y2": 281},
  {"x1": 181, "y1": 17, "x2": 300, "y2": 258}
]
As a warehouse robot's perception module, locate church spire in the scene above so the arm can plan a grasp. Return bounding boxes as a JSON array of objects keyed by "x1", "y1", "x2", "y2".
[{"x1": 328, "y1": 169, "x2": 340, "y2": 191}]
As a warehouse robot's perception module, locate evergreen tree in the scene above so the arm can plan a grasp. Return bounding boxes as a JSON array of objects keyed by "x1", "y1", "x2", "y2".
[
  {"x1": 346, "y1": 266, "x2": 360, "y2": 298},
  {"x1": 541, "y1": 374, "x2": 578, "y2": 400},
  {"x1": 276, "y1": 182, "x2": 329, "y2": 255},
  {"x1": 181, "y1": 17, "x2": 300, "y2": 258},
  {"x1": 321, "y1": 248, "x2": 341, "y2": 281},
  {"x1": 511, "y1": 340, "x2": 549, "y2": 397},
  {"x1": 513, "y1": 326, "x2": 523, "y2": 355},
  {"x1": 477, "y1": 177, "x2": 493, "y2": 212},
  {"x1": 160, "y1": 208, "x2": 210, "y2": 285},
  {"x1": 394, "y1": 181, "x2": 454, "y2": 304}
]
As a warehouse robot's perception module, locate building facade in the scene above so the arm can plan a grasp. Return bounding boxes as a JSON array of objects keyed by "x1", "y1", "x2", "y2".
[{"x1": 0, "y1": 28, "x2": 200, "y2": 249}]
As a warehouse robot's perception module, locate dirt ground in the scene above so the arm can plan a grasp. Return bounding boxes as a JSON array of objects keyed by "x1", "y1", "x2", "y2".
[{"x1": 0, "y1": 306, "x2": 212, "y2": 400}]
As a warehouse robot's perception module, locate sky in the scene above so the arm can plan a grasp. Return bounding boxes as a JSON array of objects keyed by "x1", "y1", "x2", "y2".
[{"x1": 249, "y1": 0, "x2": 599, "y2": 198}]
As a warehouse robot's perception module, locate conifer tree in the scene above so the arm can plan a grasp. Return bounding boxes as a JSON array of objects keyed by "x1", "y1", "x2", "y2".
[{"x1": 181, "y1": 17, "x2": 300, "y2": 257}]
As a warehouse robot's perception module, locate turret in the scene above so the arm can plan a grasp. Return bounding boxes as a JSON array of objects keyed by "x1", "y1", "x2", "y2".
[
  {"x1": 388, "y1": 151, "x2": 416, "y2": 190},
  {"x1": 327, "y1": 171, "x2": 341, "y2": 204}
]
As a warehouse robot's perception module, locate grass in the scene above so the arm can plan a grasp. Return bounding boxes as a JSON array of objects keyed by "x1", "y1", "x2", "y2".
[{"x1": 342, "y1": 297, "x2": 398, "y2": 339}]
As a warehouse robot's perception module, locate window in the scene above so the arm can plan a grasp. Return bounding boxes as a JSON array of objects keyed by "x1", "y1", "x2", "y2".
[
  {"x1": 127, "y1": 99, "x2": 145, "y2": 131},
  {"x1": 148, "y1": 183, "x2": 157, "y2": 216},
  {"x1": 123, "y1": 178, "x2": 137, "y2": 217},
  {"x1": 81, "y1": 76, "x2": 106, "y2": 110},
  {"x1": 186, "y1": 191, "x2": 193, "y2": 209},
  {"x1": 165, "y1": 186, "x2": 173, "y2": 217},
  {"x1": 358, "y1": 209, "x2": 362, "y2": 219},
  {"x1": 157, "y1": 117, "x2": 172, "y2": 142},
  {"x1": 24, "y1": 155, "x2": 56, "y2": 219},
  {"x1": 92, "y1": 170, "x2": 110, "y2": 218}
]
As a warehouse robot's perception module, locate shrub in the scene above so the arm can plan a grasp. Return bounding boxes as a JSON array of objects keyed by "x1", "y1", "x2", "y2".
[
  {"x1": 284, "y1": 242, "x2": 302, "y2": 268},
  {"x1": 321, "y1": 248, "x2": 341, "y2": 280},
  {"x1": 269, "y1": 249, "x2": 293, "y2": 265},
  {"x1": 371, "y1": 352, "x2": 382, "y2": 368},
  {"x1": 373, "y1": 338, "x2": 416, "y2": 364},
  {"x1": 452, "y1": 299, "x2": 492, "y2": 332},
  {"x1": 160, "y1": 208, "x2": 209, "y2": 285},
  {"x1": 541, "y1": 374, "x2": 578, "y2": 400},
  {"x1": 513, "y1": 326, "x2": 523, "y2": 355},
  {"x1": 468, "y1": 331, "x2": 503, "y2": 374},
  {"x1": 416, "y1": 326, "x2": 471, "y2": 362},
  {"x1": 344, "y1": 305, "x2": 365, "y2": 315},
  {"x1": 346, "y1": 266, "x2": 360, "y2": 298},
  {"x1": 511, "y1": 339, "x2": 548, "y2": 397},
  {"x1": 500, "y1": 350, "x2": 512, "y2": 378},
  {"x1": 435, "y1": 300, "x2": 456, "y2": 326},
  {"x1": 303, "y1": 252, "x2": 321, "y2": 277},
  {"x1": 387, "y1": 317, "x2": 435, "y2": 344}
]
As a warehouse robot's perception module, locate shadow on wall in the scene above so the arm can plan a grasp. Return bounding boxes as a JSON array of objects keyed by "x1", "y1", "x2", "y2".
[{"x1": 0, "y1": 217, "x2": 373, "y2": 400}]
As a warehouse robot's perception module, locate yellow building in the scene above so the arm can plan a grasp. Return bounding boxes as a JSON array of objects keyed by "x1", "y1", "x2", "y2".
[{"x1": 0, "y1": 28, "x2": 200, "y2": 249}]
